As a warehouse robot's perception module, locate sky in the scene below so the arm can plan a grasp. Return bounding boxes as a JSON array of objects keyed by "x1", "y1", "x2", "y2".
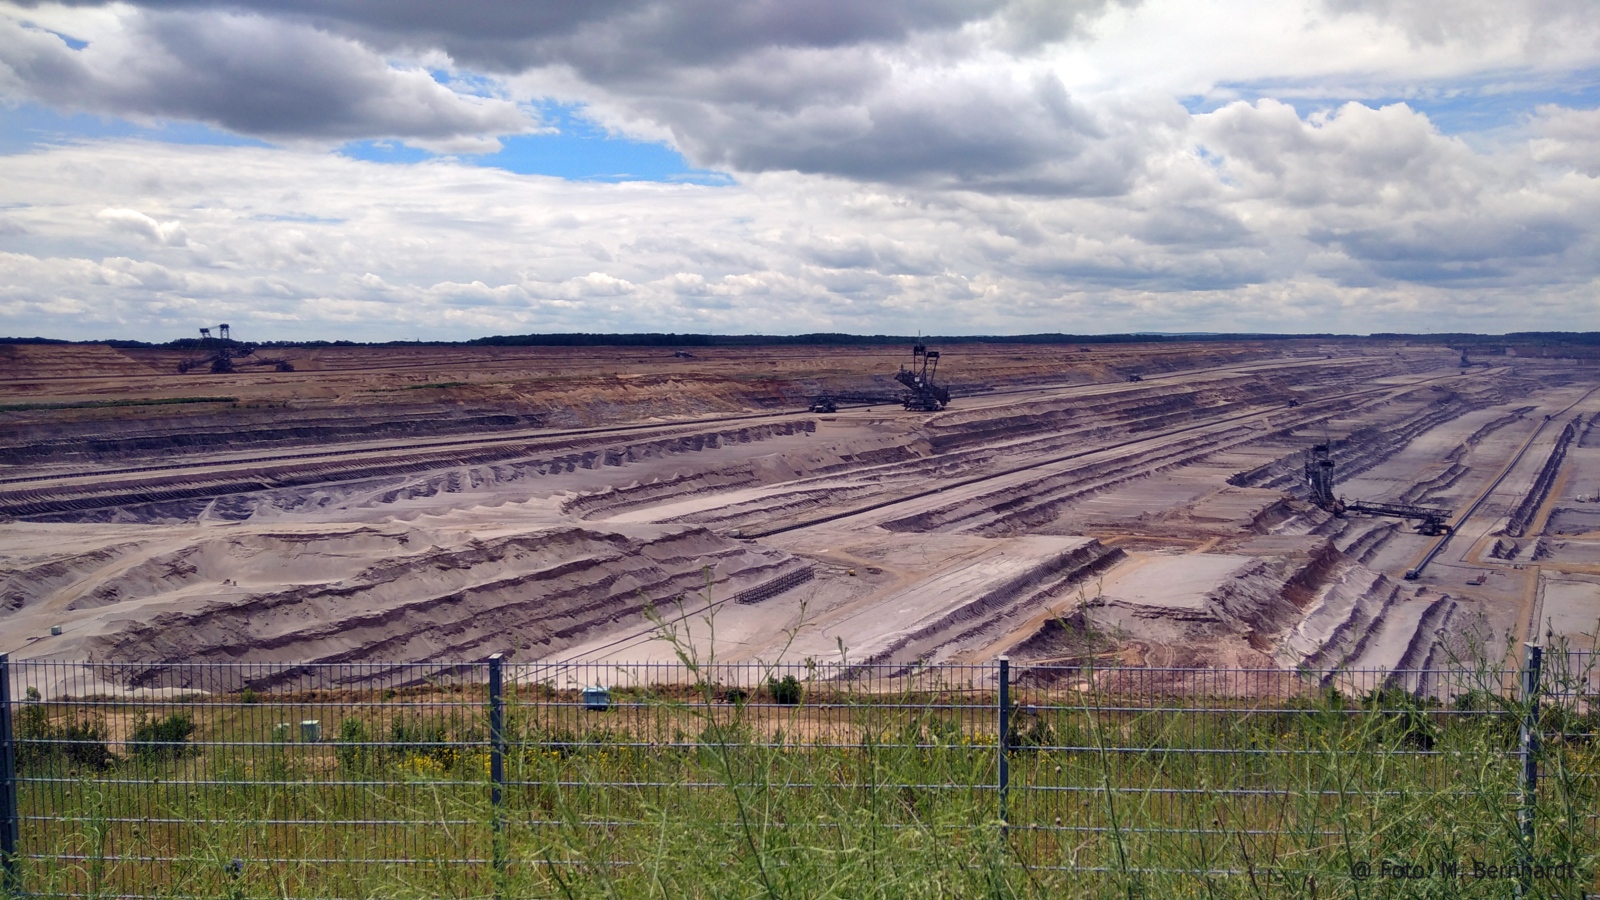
[{"x1": 0, "y1": 1, "x2": 1597, "y2": 342}]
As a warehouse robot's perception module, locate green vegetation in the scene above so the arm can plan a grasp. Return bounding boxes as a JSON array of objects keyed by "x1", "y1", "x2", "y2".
[
  {"x1": 10, "y1": 665, "x2": 1598, "y2": 899},
  {"x1": 0, "y1": 396, "x2": 238, "y2": 412},
  {"x1": 127, "y1": 712, "x2": 197, "y2": 760},
  {"x1": 15, "y1": 703, "x2": 112, "y2": 770},
  {"x1": 7, "y1": 331, "x2": 1600, "y2": 350},
  {"x1": 403, "y1": 381, "x2": 468, "y2": 390},
  {"x1": 766, "y1": 673, "x2": 803, "y2": 705}
]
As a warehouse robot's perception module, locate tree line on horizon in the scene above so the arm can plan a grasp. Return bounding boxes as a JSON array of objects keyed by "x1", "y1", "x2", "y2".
[{"x1": 3, "y1": 331, "x2": 1598, "y2": 349}]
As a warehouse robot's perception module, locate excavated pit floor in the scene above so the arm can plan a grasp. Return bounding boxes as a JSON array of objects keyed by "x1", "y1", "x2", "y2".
[{"x1": 4, "y1": 341, "x2": 1599, "y2": 688}]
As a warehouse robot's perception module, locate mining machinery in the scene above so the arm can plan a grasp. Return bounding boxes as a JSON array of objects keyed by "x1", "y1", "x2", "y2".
[
  {"x1": 1305, "y1": 443, "x2": 1341, "y2": 512},
  {"x1": 894, "y1": 341, "x2": 951, "y2": 411},
  {"x1": 806, "y1": 392, "x2": 904, "y2": 412},
  {"x1": 1303, "y1": 443, "x2": 1452, "y2": 536},
  {"x1": 177, "y1": 324, "x2": 295, "y2": 374},
  {"x1": 1344, "y1": 499, "x2": 1452, "y2": 536}
]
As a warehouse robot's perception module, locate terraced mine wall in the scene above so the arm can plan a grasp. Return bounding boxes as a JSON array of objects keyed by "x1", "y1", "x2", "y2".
[
  {"x1": 1229, "y1": 376, "x2": 1549, "y2": 498},
  {"x1": 0, "y1": 408, "x2": 546, "y2": 467},
  {"x1": 66, "y1": 525, "x2": 815, "y2": 674},
  {"x1": 859, "y1": 540, "x2": 1123, "y2": 669},
  {"x1": 1503, "y1": 416, "x2": 1582, "y2": 537},
  {"x1": 6, "y1": 343, "x2": 1592, "y2": 678},
  {"x1": 3, "y1": 420, "x2": 818, "y2": 523}
]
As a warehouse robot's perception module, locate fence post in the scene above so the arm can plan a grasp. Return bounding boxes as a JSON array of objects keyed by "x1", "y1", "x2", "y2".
[
  {"x1": 1517, "y1": 643, "x2": 1542, "y2": 899},
  {"x1": 997, "y1": 656, "x2": 1010, "y2": 826},
  {"x1": 488, "y1": 653, "x2": 506, "y2": 892},
  {"x1": 1, "y1": 654, "x2": 19, "y2": 899}
]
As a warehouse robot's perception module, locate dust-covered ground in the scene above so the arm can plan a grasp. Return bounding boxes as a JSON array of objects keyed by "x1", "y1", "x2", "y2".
[{"x1": 4, "y1": 338, "x2": 1598, "y2": 682}]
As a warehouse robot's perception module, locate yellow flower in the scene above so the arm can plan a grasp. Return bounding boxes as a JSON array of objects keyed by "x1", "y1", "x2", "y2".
[{"x1": 400, "y1": 754, "x2": 447, "y2": 780}]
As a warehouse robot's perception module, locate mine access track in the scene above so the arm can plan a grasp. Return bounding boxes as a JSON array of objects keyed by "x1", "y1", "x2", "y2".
[{"x1": 1404, "y1": 385, "x2": 1600, "y2": 581}]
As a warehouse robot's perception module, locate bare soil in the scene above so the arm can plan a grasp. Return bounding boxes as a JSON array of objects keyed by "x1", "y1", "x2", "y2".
[{"x1": 4, "y1": 338, "x2": 1598, "y2": 684}]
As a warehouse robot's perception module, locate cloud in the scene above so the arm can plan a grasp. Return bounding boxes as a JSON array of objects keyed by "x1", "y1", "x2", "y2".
[
  {"x1": 117, "y1": 0, "x2": 1019, "y2": 69},
  {"x1": 1188, "y1": 99, "x2": 1600, "y2": 286},
  {"x1": 5, "y1": 0, "x2": 1138, "y2": 190},
  {"x1": 97, "y1": 207, "x2": 188, "y2": 245},
  {"x1": 2, "y1": 0, "x2": 1599, "y2": 340},
  {"x1": 0, "y1": 9, "x2": 531, "y2": 149},
  {"x1": 12, "y1": 0, "x2": 1593, "y2": 199},
  {"x1": 1195, "y1": 100, "x2": 1496, "y2": 210},
  {"x1": 644, "y1": 62, "x2": 1149, "y2": 193},
  {"x1": 1531, "y1": 104, "x2": 1600, "y2": 176},
  {"x1": 1320, "y1": 0, "x2": 1595, "y2": 51},
  {"x1": 1, "y1": 127, "x2": 1597, "y2": 342},
  {"x1": 486, "y1": 0, "x2": 1143, "y2": 191}
]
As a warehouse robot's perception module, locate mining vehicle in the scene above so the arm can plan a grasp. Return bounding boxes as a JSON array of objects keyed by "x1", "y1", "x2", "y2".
[
  {"x1": 895, "y1": 342, "x2": 950, "y2": 411},
  {"x1": 177, "y1": 324, "x2": 295, "y2": 374},
  {"x1": 806, "y1": 392, "x2": 901, "y2": 411},
  {"x1": 1304, "y1": 443, "x2": 1452, "y2": 536},
  {"x1": 1304, "y1": 443, "x2": 1343, "y2": 514}
]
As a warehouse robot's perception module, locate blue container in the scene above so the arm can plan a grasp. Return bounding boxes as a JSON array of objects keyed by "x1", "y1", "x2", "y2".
[{"x1": 581, "y1": 686, "x2": 611, "y2": 711}]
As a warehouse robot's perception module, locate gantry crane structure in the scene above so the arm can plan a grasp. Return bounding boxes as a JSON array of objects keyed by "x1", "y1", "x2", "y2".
[
  {"x1": 894, "y1": 341, "x2": 951, "y2": 411},
  {"x1": 1303, "y1": 443, "x2": 1452, "y2": 536},
  {"x1": 177, "y1": 324, "x2": 295, "y2": 374}
]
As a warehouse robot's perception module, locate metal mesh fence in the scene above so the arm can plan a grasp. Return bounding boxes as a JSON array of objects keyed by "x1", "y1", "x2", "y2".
[{"x1": 1, "y1": 653, "x2": 1597, "y2": 898}]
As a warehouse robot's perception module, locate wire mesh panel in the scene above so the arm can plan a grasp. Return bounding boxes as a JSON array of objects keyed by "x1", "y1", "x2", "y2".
[
  {"x1": 1002, "y1": 664, "x2": 1535, "y2": 886},
  {"x1": 2, "y1": 657, "x2": 1597, "y2": 897},
  {"x1": 498, "y1": 661, "x2": 1000, "y2": 879},
  {"x1": 10, "y1": 660, "x2": 491, "y2": 898},
  {"x1": 1543, "y1": 649, "x2": 1600, "y2": 849}
]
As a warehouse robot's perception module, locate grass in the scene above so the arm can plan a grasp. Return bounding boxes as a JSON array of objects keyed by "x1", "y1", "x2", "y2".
[{"x1": 10, "y1": 662, "x2": 1599, "y2": 899}]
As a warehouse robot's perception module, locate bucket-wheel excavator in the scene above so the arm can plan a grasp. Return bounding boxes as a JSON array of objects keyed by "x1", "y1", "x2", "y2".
[
  {"x1": 1304, "y1": 443, "x2": 1452, "y2": 536},
  {"x1": 895, "y1": 342, "x2": 951, "y2": 411},
  {"x1": 177, "y1": 324, "x2": 295, "y2": 374}
]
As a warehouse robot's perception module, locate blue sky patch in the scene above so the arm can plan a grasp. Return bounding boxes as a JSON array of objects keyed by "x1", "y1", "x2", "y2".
[
  {"x1": 44, "y1": 28, "x2": 87, "y2": 50},
  {"x1": 468, "y1": 130, "x2": 734, "y2": 184},
  {"x1": 0, "y1": 102, "x2": 274, "y2": 155},
  {"x1": 2, "y1": 98, "x2": 734, "y2": 185},
  {"x1": 341, "y1": 102, "x2": 734, "y2": 184},
  {"x1": 1184, "y1": 68, "x2": 1600, "y2": 135},
  {"x1": 338, "y1": 139, "x2": 433, "y2": 166},
  {"x1": 250, "y1": 213, "x2": 347, "y2": 224},
  {"x1": 18, "y1": 19, "x2": 87, "y2": 50}
]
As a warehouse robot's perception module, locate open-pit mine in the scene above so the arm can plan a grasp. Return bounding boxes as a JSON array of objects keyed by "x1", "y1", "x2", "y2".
[{"x1": 3, "y1": 337, "x2": 1599, "y2": 685}]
